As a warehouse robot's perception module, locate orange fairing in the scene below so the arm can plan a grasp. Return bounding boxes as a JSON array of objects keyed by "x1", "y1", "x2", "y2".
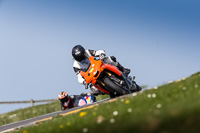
[{"x1": 80, "y1": 56, "x2": 103, "y2": 84}]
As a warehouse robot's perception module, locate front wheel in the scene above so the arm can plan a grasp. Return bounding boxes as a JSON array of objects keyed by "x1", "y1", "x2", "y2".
[{"x1": 103, "y1": 77, "x2": 130, "y2": 96}]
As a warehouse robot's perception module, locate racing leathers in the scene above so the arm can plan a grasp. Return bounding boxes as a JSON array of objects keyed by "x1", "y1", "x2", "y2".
[
  {"x1": 60, "y1": 95, "x2": 82, "y2": 110},
  {"x1": 60, "y1": 94, "x2": 96, "y2": 110}
]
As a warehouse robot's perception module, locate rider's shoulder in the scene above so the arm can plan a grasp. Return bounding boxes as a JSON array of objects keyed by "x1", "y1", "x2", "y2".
[
  {"x1": 85, "y1": 49, "x2": 95, "y2": 57},
  {"x1": 73, "y1": 60, "x2": 81, "y2": 68}
]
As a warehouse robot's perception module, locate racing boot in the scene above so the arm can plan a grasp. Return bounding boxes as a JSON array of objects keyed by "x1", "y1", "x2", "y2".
[{"x1": 117, "y1": 63, "x2": 131, "y2": 77}]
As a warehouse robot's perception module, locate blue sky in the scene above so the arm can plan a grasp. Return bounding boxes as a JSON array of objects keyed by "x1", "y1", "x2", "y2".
[{"x1": 0, "y1": 0, "x2": 200, "y2": 114}]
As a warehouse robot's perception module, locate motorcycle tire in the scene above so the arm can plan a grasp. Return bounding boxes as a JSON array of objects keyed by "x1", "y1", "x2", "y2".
[{"x1": 103, "y1": 77, "x2": 130, "y2": 96}]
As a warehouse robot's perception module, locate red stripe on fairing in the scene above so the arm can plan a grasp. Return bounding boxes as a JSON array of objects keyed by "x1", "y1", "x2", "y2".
[
  {"x1": 93, "y1": 84, "x2": 110, "y2": 94},
  {"x1": 103, "y1": 64, "x2": 121, "y2": 76}
]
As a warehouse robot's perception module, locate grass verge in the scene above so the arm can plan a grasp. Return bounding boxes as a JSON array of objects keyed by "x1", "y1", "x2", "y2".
[{"x1": 11, "y1": 72, "x2": 200, "y2": 133}]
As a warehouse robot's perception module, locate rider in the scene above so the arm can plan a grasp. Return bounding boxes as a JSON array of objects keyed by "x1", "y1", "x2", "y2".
[
  {"x1": 72, "y1": 45, "x2": 131, "y2": 95},
  {"x1": 58, "y1": 91, "x2": 96, "y2": 110}
]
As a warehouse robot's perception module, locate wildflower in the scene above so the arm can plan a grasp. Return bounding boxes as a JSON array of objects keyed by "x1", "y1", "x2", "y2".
[
  {"x1": 195, "y1": 84, "x2": 198, "y2": 88},
  {"x1": 157, "y1": 104, "x2": 162, "y2": 108},
  {"x1": 182, "y1": 87, "x2": 186, "y2": 91},
  {"x1": 66, "y1": 122, "x2": 71, "y2": 126},
  {"x1": 9, "y1": 114, "x2": 17, "y2": 119},
  {"x1": 82, "y1": 128, "x2": 88, "y2": 133},
  {"x1": 148, "y1": 87, "x2": 151, "y2": 90},
  {"x1": 168, "y1": 80, "x2": 173, "y2": 83},
  {"x1": 96, "y1": 115, "x2": 105, "y2": 124},
  {"x1": 79, "y1": 112, "x2": 87, "y2": 117},
  {"x1": 132, "y1": 93, "x2": 137, "y2": 96},
  {"x1": 182, "y1": 77, "x2": 186, "y2": 80},
  {"x1": 152, "y1": 93, "x2": 156, "y2": 98},
  {"x1": 110, "y1": 118, "x2": 115, "y2": 123},
  {"x1": 147, "y1": 94, "x2": 151, "y2": 98},
  {"x1": 127, "y1": 108, "x2": 132, "y2": 113},
  {"x1": 59, "y1": 124, "x2": 64, "y2": 128},
  {"x1": 125, "y1": 100, "x2": 130, "y2": 104},
  {"x1": 154, "y1": 86, "x2": 158, "y2": 89},
  {"x1": 23, "y1": 130, "x2": 28, "y2": 133},
  {"x1": 121, "y1": 99, "x2": 124, "y2": 102},
  {"x1": 113, "y1": 111, "x2": 118, "y2": 116},
  {"x1": 139, "y1": 91, "x2": 143, "y2": 94}
]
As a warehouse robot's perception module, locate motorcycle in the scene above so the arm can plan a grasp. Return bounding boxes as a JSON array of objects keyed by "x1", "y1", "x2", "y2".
[{"x1": 80, "y1": 56, "x2": 142, "y2": 98}]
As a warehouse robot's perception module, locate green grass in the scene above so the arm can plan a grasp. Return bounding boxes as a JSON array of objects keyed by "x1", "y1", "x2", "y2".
[
  {"x1": 0, "y1": 101, "x2": 61, "y2": 126},
  {"x1": 10, "y1": 72, "x2": 200, "y2": 133},
  {"x1": 0, "y1": 95, "x2": 108, "y2": 126}
]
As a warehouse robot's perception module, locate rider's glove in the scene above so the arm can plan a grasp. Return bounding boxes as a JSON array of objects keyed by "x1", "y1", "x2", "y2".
[
  {"x1": 99, "y1": 53, "x2": 106, "y2": 60},
  {"x1": 95, "y1": 50, "x2": 106, "y2": 60}
]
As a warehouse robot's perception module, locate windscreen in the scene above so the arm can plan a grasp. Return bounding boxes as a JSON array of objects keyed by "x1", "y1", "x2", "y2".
[{"x1": 80, "y1": 58, "x2": 91, "y2": 72}]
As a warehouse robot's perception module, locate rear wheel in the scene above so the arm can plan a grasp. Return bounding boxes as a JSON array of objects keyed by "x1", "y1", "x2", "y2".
[{"x1": 103, "y1": 77, "x2": 130, "y2": 96}]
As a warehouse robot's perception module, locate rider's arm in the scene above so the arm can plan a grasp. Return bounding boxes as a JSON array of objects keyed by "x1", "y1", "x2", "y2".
[
  {"x1": 86, "y1": 50, "x2": 96, "y2": 56},
  {"x1": 77, "y1": 73, "x2": 85, "y2": 84},
  {"x1": 73, "y1": 61, "x2": 86, "y2": 85},
  {"x1": 73, "y1": 68, "x2": 85, "y2": 85},
  {"x1": 94, "y1": 50, "x2": 106, "y2": 57},
  {"x1": 86, "y1": 49, "x2": 106, "y2": 59}
]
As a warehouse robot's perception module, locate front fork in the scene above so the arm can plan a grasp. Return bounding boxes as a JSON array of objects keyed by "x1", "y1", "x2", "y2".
[{"x1": 104, "y1": 71, "x2": 131, "y2": 93}]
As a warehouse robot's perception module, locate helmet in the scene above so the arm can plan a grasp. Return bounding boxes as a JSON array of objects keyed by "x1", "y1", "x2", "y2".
[
  {"x1": 72, "y1": 45, "x2": 86, "y2": 62},
  {"x1": 58, "y1": 91, "x2": 68, "y2": 101}
]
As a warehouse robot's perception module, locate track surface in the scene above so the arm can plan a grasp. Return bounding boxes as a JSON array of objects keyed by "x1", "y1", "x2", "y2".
[{"x1": 0, "y1": 98, "x2": 111, "y2": 133}]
